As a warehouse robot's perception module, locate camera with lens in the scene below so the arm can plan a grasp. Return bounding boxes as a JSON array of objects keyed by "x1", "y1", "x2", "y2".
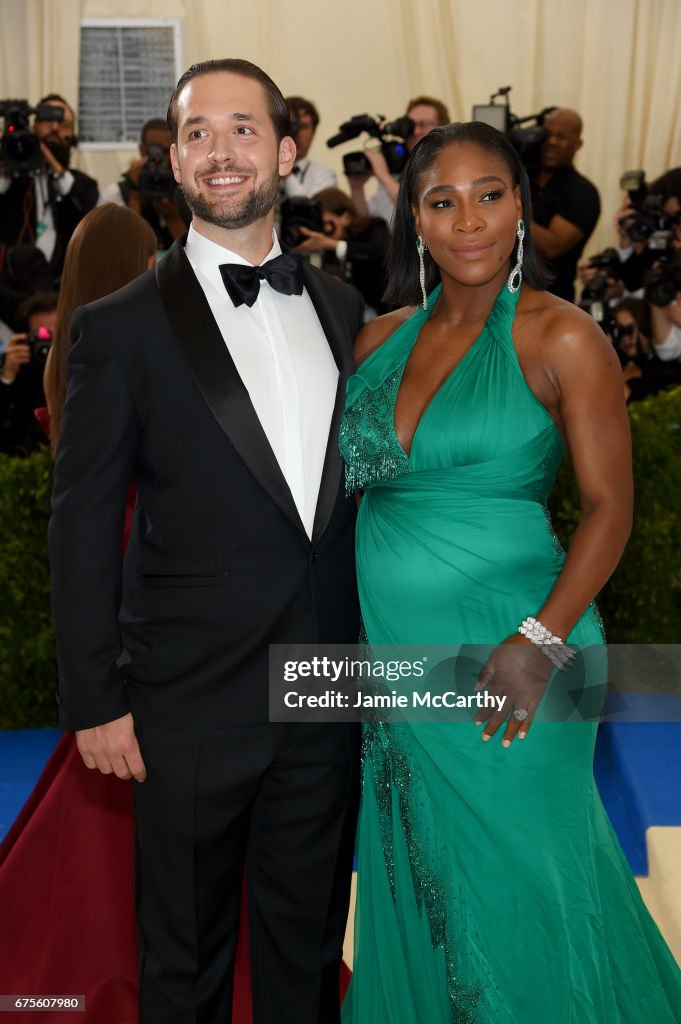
[
  {"x1": 644, "y1": 253, "x2": 681, "y2": 308},
  {"x1": 279, "y1": 197, "x2": 325, "y2": 249},
  {"x1": 326, "y1": 114, "x2": 412, "y2": 178},
  {"x1": 0, "y1": 100, "x2": 65, "y2": 176},
  {"x1": 138, "y1": 142, "x2": 176, "y2": 200},
  {"x1": 617, "y1": 171, "x2": 681, "y2": 243},
  {"x1": 580, "y1": 247, "x2": 622, "y2": 303},
  {"x1": 472, "y1": 86, "x2": 555, "y2": 166},
  {"x1": 25, "y1": 325, "x2": 53, "y2": 365}
]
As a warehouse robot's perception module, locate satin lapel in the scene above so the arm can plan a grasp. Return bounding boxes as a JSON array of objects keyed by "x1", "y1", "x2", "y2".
[
  {"x1": 302, "y1": 263, "x2": 356, "y2": 546},
  {"x1": 155, "y1": 239, "x2": 306, "y2": 535}
]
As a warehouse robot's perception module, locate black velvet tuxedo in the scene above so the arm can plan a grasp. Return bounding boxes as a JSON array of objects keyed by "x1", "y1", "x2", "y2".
[{"x1": 49, "y1": 236, "x2": 363, "y2": 1023}]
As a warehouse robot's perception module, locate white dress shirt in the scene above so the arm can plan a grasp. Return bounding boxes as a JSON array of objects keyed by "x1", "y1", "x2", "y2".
[
  {"x1": 184, "y1": 224, "x2": 339, "y2": 539},
  {"x1": 281, "y1": 158, "x2": 337, "y2": 200},
  {"x1": 654, "y1": 321, "x2": 681, "y2": 361}
]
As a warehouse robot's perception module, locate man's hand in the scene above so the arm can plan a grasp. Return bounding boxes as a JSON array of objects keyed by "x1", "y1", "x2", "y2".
[
  {"x1": 39, "y1": 141, "x2": 65, "y2": 177},
  {"x1": 1, "y1": 334, "x2": 31, "y2": 383},
  {"x1": 292, "y1": 226, "x2": 338, "y2": 254},
  {"x1": 363, "y1": 146, "x2": 399, "y2": 199},
  {"x1": 152, "y1": 196, "x2": 186, "y2": 239},
  {"x1": 76, "y1": 712, "x2": 146, "y2": 781}
]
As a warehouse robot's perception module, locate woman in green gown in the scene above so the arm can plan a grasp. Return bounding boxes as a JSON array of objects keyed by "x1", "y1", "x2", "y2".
[{"x1": 339, "y1": 122, "x2": 681, "y2": 1023}]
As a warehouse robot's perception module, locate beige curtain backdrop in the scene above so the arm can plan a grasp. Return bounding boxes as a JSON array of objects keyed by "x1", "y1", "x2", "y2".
[{"x1": 1, "y1": 0, "x2": 681, "y2": 254}]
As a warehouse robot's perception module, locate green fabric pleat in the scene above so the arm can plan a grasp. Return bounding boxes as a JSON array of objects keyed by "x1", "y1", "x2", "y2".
[{"x1": 339, "y1": 284, "x2": 681, "y2": 1023}]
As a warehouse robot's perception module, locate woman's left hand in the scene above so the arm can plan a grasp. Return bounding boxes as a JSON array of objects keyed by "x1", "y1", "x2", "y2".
[
  {"x1": 292, "y1": 227, "x2": 338, "y2": 253},
  {"x1": 473, "y1": 634, "x2": 553, "y2": 746}
]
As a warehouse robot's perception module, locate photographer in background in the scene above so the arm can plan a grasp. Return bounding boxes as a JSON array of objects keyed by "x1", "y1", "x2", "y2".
[
  {"x1": 0, "y1": 290, "x2": 57, "y2": 455},
  {"x1": 282, "y1": 96, "x2": 337, "y2": 199},
  {"x1": 529, "y1": 108, "x2": 600, "y2": 301},
  {"x1": 348, "y1": 95, "x2": 450, "y2": 223},
  {"x1": 0, "y1": 95, "x2": 98, "y2": 281},
  {"x1": 610, "y1": 297, "x2": 681, "y2": 403},
  {"x1": 611, "y1": 168, "x2": 681, "y2": 294},
  {"x1": 292, "y1": 187, "x2": 389, "y2": 316},
  {"x1": 99, "y1": 118, "x2": 190, "y2": 252}
]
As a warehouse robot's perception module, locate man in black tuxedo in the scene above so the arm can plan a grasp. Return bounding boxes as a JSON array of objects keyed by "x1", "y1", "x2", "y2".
[{"x1": 49, "y1": 59, "x2": 362, "y2": 1024}]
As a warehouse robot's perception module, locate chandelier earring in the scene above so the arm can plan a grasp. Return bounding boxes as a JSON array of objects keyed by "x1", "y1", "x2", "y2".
[
  {"x1": 507, "y1": 219, "x2": 525, "y2": 294},
  {"x1": 417, "y1": 235, "x2": 428, "y2": 309}
]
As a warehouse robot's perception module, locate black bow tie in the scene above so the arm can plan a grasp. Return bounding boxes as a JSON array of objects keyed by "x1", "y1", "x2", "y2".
[{"x1": 219, "y1": 252, "x2": 304, "y2": 308}]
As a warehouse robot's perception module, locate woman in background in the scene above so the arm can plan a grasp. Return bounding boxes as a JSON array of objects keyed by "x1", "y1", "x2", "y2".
[
  {"x1": 0, "y1": 205, "x2": 156, "y2": 1024},
  {"x1": 44, "y1": 202, "x2": 157, "y2": 448}
]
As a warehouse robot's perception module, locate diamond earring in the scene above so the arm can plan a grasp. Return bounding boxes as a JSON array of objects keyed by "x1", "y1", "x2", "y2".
[
  {"x1": 417, "y1": 235, "x2": 428, "y2": 309},
  {"x1": 507, "y1": 219, "x2": 525, "y2": 293}
]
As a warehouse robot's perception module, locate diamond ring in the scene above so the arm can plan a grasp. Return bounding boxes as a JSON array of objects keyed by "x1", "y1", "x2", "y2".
[{"x1": 513, "y1": 708, "x2": 529, "y2": 722}]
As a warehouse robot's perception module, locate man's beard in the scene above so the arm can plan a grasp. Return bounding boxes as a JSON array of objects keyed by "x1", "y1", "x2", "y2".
[
  {"x1": 180, "y1": 168, "x2": 279, "y2": 230},
  {"x1": 43, "y1": 138, "x2": 73, "y2": 169}
]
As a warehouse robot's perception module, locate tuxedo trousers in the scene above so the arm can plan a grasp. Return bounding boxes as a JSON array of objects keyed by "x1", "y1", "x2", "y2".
[{"x1": 132, "y1": 720, "x2": 359, "y2": 1024}]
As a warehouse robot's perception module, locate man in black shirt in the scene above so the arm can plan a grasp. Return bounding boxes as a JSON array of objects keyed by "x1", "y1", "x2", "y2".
[{"x1": 530, "y1": 108, "x2": 600, "y2": 301}]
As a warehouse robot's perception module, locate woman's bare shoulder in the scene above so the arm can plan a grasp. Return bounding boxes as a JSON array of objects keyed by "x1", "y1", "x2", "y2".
[
  {"x1": 517, "y1": 286, "x2": 611, "y2": 357},
  {"x1": 354, "y1": 306, "x2": 416, "y2": 366}
]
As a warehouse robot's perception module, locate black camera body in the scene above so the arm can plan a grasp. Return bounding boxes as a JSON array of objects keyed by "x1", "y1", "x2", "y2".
[
  {"x1": 279, "y1": 197, "x2": 325, "y2": 249},
  {"x1": 618, "y1": 171, "x2": 681, "y2": 243},
  {"x1": 644, "y1": 255, "x2": 681, "y2": 308},
  {"x1": 0, "y1": 100, "x2": 65, "y2": 176},
  {"x1": 580, "y1": 247, "x2": 622, "y2": 303},
  {"x1": 473, "y1": 87, "x2": 555, "y2": 167},
  {"x1": 138, "y1": 142, "x2": 176, "y2": 200},
  {"x1": 326, "y1": 114, "x2": 412, "y2": 178},
  {"x1": 25, "y1": 325, "x2": 53, "y2": 365}
]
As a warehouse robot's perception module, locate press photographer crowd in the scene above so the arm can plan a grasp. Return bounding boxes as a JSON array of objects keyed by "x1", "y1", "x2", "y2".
[{"x1": 1, "y1": 87, "x2": 680, "y2": 456}]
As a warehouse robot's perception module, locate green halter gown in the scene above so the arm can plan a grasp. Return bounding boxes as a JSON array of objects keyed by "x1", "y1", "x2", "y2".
[{"x1": 339, "y1": 283, "x2": 681, "y2": 1023}]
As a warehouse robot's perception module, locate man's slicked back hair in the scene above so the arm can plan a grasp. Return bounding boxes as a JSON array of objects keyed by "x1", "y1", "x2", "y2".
[{"x1": 167, "y1": 59, "x2": 291, "y2": 143}]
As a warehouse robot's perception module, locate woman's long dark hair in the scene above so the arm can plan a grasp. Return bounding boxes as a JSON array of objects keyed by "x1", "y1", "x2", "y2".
[{"x1": 384, "y1": 121, "x2": 551, "y2": 306}]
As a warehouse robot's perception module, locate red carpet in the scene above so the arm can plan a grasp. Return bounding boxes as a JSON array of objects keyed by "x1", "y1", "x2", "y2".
[{"x1": 0, "y1": 734, "x2": 350, "y2": 1022}]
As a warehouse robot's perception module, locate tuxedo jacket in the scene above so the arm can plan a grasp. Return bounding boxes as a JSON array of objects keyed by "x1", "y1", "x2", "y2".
[{"x1": 49, "y1": 238, "x2": 363, "y2": 731}]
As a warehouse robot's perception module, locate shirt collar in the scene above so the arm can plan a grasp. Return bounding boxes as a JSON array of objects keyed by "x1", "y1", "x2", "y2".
[{"x1": 185, "y1": 223, "x2": 282, "y2": 272}]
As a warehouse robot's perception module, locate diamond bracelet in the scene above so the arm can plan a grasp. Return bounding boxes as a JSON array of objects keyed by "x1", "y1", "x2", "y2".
[{"x1": 518, "y1": 616, "x2": 575, "y2": 671}]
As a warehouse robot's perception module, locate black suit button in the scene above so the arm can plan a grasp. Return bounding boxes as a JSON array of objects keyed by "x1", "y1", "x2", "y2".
[{"x1": 309, "y1": 551, "x2": 317, "y2": 564}]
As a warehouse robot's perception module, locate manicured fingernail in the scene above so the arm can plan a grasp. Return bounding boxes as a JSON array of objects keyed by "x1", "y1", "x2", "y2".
[
  {"x1": 474, "y1": 720, "x2": 482, "y2": 727},
  {"x1": 502, "y1": 739, "x2": 511, "y2": 748},
  {"x1": 518, "y1": 731, "x2": 526, "y2": 739},
  {"x1": 482, "y1": 733, "x2": 490, "y2": 742}
]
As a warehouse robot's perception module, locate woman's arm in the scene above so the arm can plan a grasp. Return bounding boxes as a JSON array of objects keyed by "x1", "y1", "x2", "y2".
[
  {"x1": 476, "y1": 307, "x2": 632, "y2": 746},
  {"x1": 535, "y1": 309, "x2": 633, "y2": 639}
]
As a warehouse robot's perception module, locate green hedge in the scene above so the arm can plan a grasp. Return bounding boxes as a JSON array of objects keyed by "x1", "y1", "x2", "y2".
[
  {"x1": 550, "y1": 386, "x2": 681, "y2": 643},
  {"x1": 0, "y1": 446, "x2": 56, "y2": 729},
  {"x1": 1, "y1": 388, "x2": 680, "y2": 728}
]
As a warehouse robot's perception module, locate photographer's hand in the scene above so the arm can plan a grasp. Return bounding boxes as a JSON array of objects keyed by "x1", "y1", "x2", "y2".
[
  {"x1": 152, "y1": 196, "x2": 186, "y2": 239},
  {"x1": 364, "y1": 145, "x2": 399, "y2": 199},
  {"x1": 39, "y1": 141, "x2": 65, "y2": 177},
  {"x1": 1, "y1": 334, "x2": 31, "y2": 383},
  {"x1": 292, "y1": 226, "x2": 338, "y2": 254}
]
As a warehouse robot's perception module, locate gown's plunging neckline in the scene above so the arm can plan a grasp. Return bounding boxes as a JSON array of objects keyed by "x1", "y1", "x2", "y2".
[{"x1": 392, "y1": 321, "x2": 488, "y2": 460}]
